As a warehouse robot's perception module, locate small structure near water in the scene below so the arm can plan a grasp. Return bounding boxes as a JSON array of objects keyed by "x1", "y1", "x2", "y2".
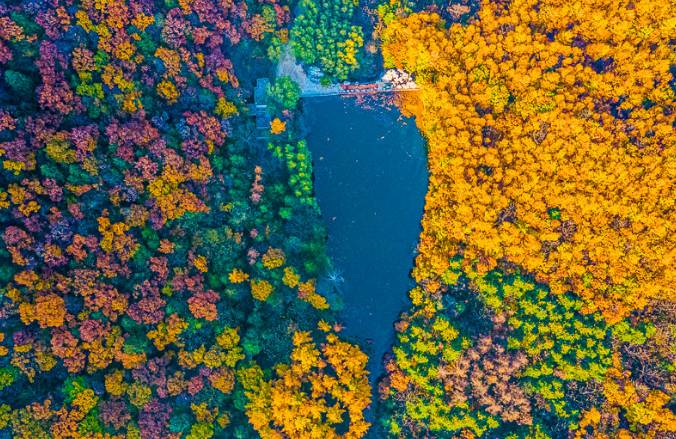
[
  {"x1": 301, "y1": 68, "x2": 420, "y2": 97},
  {"x1": 339, "y1": 83, "x2": 379, "y2": 94},
  {"x1": 274, "y1": 42, "x2": 419, "y2": 97}
]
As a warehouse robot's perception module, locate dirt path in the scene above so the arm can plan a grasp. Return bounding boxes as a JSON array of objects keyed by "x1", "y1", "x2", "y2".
[{"x1": 275, "y1": 44, "x2": 307, "y2": 92}]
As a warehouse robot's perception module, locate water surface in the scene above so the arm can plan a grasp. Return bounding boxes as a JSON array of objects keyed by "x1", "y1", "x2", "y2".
[{"x1": 303, "y1": 95, "x2": 428, "y2": 382}]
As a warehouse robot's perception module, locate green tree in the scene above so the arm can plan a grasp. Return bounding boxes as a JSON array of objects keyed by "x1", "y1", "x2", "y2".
[
  {"x1": 267, "y1": 76, "x2": 301, "y2": 114},
  {"x1": 290, "y1": 0, "x2": 364, "y2": 81},
  {"x1": 4, "y1": 70, "x2": 33, "y2": 94}
]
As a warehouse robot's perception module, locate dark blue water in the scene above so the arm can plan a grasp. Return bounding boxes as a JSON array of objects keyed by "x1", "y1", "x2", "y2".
[{"x1": 303, "y1": 95, "x2": 429, "y2": 382}]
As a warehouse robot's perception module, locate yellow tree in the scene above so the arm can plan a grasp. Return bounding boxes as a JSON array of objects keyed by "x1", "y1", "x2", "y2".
[
  {"x1": 381, "y1": 0, "x2": 676, "y2": 323},
  {"x1": 240, "y1": 328, "x2": 372, "y2": 439}
]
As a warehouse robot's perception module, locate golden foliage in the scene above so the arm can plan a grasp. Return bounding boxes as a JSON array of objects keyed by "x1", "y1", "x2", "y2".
[
  {"x1": 251, "y1": 279, "x2": 273, "y2": 301},
  {"x1": 262, "y1": 247, "x2": 286, "y2": 269},
  {"x1": 105, "y1": 370, "x2": 127, "y2": 396},
  {"x1": 381, "y1": 0, "x2": 676, "y2": 323},
  {"x1": 147, "y1": 314, "x2": 187, "y2": 350},
  {"x1": 0, "y1": 334, "x2": 7, "y2": 357},
  {"x1": 296, "y1": 279, "x2": 329, "y2": 309},
  {"x1": 297, "y1": 279, "x2": 315, "y2": 300},
  {"x1": 157, "y1": 80, "x2": 179, "y2": 103},
  {"x1": 241, "y1": 331, "x2": 372, "y2": 439},
  {"x1": 228, "y1": 269, "x2": 249, "y2": 284},
  {"x1": 215, "y1": 98, "x2": 238, "y2": 118},
  {"x1": 270, "y1": 118, "x2": 287, "y2": 134},
  {"x1": 208, "y1": 367, "x2": 235, "y2": 394},
  {"x1": 193, "y1": 254, "x2": 208, "y2": 272},
  {"x1": 282, "y1": 267, "x2": 300, "y2": 288}
]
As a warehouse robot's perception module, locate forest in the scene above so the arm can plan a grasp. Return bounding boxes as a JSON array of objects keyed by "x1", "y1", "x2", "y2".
[
  {"x1": 377, "y1": 0, "x2": 676, "y2": 438},
  {"x1": 0, "y1": 0, "x2": 675, "y2": 438},
  {"x1": 0, "y1": 0, "x2": 370, "y2": 438}
]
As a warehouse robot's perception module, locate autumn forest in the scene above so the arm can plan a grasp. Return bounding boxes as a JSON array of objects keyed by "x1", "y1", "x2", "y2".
[{"x1": 0, "y1": 0, "x2": 675, "y2": 438}]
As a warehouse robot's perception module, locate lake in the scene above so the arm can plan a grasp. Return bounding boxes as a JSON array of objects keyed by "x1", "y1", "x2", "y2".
[{"x1": 302, "y1": 94, "x2": 429, "y2": 383}]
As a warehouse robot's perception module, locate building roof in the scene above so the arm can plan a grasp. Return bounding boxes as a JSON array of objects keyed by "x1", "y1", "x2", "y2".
[
  {"x1": 254, "y1": 78, "x2": 270, "y2": 108},
  {"x1": 255, "y1": 110, "x2": 271, "y2": 130}
]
